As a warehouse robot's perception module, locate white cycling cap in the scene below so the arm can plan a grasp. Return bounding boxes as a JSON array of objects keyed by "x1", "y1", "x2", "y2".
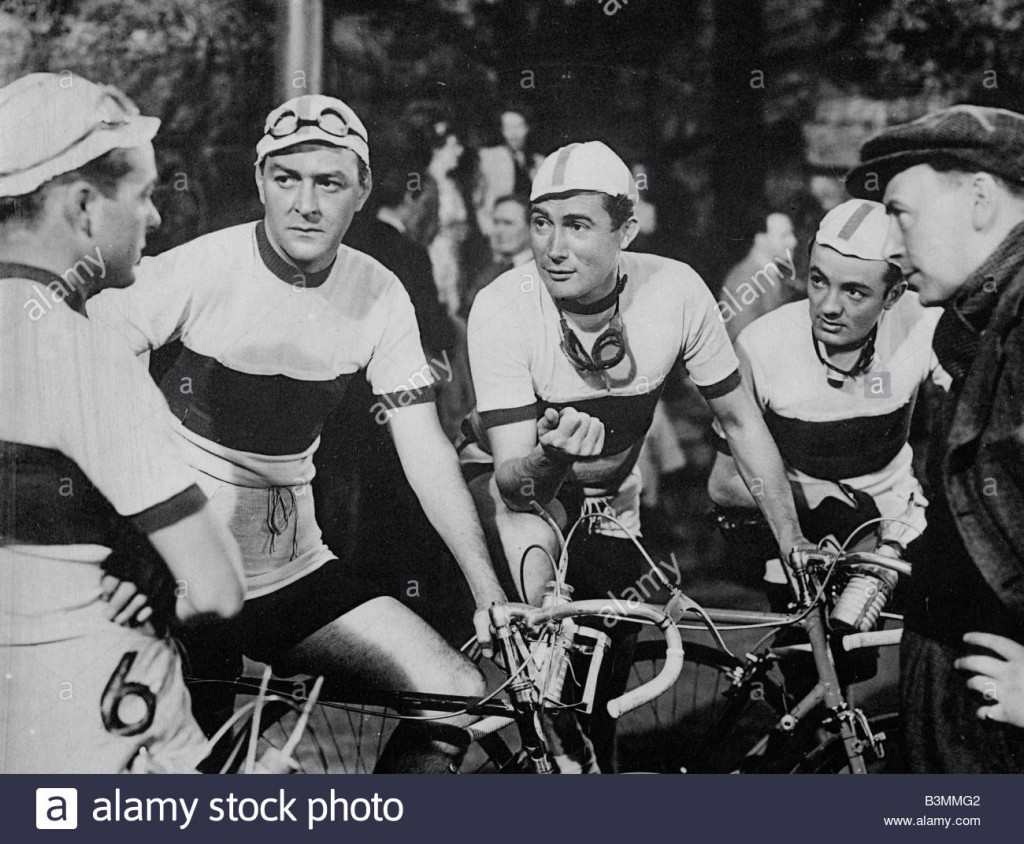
[
  {"x1": 0, "y1": 73, "x2": 159, "y2": 198},
  {"x1": 814, "y1": 199, "x2": 894, "y2": 263},
  {"x1": 256, "y1": 94, "x2": 370, "y2": 169},
  {"x1": 531, "y1": 140, "x2": 637, "y2": 203}
]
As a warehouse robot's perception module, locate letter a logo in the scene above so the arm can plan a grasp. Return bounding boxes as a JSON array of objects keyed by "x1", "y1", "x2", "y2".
[{"x1": 36, "y1": 788, "x2": 78, "y2": 829}]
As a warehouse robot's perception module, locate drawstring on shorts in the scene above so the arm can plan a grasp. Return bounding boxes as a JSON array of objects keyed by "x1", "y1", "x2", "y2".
[{"x1": 266, "y1": 485, "x2": 300, "y2": 561}]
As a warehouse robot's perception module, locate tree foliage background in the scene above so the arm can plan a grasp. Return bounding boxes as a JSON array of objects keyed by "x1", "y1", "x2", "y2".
[{"x1": 3, "y1": 0, "x2": 1024, "y2": 271}]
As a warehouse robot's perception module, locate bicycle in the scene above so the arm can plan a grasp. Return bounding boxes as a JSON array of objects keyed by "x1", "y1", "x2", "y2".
[
  {"x1": 183, "y1": 585, "x2": 686, "y2": 773},
  {"x1": 614, "y1": 545, "x2": 909, "y2": 773}
]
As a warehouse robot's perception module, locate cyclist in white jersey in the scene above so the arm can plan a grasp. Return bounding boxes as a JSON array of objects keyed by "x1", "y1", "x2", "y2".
[
  {"x1": 0, "y1": 73, "x2": 244, "y2": 773},
  {"x1": 459, "y1": 141, "x2": 810, "y2": 767},
  {"x1": 708, "y1": 199, "x2": 950, "y2": 593},
  {"x1": 88, "y1": 94, "x2": 507, "y2": 773}
]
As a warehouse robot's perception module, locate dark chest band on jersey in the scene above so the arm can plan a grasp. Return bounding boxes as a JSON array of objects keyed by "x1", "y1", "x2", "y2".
[
  {"x1": 0, "y1": 440, "x2": 205, "y2": 545},
  {"x1": 476, "y1": 385, "x2": 665, "y2": 457},
  {"x1": 763, "y1": 401, "x2": 916, "y2": 481},
  {"x1": 159, "y1": 346, "x2": 436, "y2": 456}
]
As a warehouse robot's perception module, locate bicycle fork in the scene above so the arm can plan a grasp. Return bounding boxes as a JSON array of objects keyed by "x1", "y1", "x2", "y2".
[
  {"x1": 747, "y1": 606, "x2": 872, "y2": 773},
  {"x1": 490, "y1": 603, "x2": 554, "y2": 773}
]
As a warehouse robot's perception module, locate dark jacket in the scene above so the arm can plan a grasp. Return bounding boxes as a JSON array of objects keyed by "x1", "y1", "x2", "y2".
[
  {"x1": 346, "y1": 217, "x2": 456, "y2": 359},
  {"x1": 942, "y1": 222, "x2": 1024, "y2": 618}
]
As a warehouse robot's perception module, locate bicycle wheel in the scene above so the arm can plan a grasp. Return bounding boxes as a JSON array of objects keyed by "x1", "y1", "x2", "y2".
[
  {"x1": 614, "y1": 638, "x2": 788, "y2": 773},
  {"x1": 191, "y1": 678, "x2": 522, "y2": 774},
  {"x1": 791, "y1": 712, "x2": 900, "y2": 774}
]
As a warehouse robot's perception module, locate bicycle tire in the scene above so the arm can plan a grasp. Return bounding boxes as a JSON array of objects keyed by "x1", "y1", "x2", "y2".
[
  {"x1": 188, "y1": 678, "x2": 523, "y2": 774},
  {"x1": 614, "y1": 638, "x2": 789, "y2": 773},
  {"x1": 790, "y1": 712, "x2": 900, "y2": 774}
]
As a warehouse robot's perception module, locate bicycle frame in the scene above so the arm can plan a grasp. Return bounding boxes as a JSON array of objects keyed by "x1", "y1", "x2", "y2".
[{"x1": 667, "y1": 549, "x2": 908, "y2": 774}]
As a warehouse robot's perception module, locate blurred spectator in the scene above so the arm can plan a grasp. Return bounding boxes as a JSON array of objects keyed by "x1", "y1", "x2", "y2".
[
  {"x1": 628, "y1": 162, "x2": 662, "y2": 256},
  {"x1": 461, "y1": 193, "x2": 530, "y2": 318},
  {"x1": 347, "y1": 155, "x2": 455, "y2": 361},
  {"x1": 315, "y1": 136, "x2": 468, "y2": 641},
  {"x1": 477, "y1": 106, "x2": 544, "y2": 238},
  {"x1": 0, "y1": 12, "x2": 32, "y2": 87},
  {"x1": 718, "y1": 205, "x2": 799, "y2": 342},
  {"x1": 426, "y1": 120, "x2": 472, "y2": 317}
]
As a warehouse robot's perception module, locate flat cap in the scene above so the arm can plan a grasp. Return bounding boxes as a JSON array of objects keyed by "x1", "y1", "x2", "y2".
[{"x1": 846, "y1": 104, "x2": 1024, "y2": 199}]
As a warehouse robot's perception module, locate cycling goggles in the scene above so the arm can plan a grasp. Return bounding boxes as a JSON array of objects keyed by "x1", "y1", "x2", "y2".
[{"x1": 558, "y1": 305, "x2": 627, "y2": 373}]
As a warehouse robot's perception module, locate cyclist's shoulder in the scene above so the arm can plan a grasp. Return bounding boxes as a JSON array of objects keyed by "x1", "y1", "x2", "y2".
[{"x1": 736, "y1": 300, "x2": 808, "y2": 351}]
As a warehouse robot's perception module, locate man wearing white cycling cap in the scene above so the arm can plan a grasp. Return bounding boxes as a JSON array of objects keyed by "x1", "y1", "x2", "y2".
[
  {"x1": 89, "y1": 92, "x2": 507, "y2": 774},
  {"x1": 460, "y1": 139, "x2": 809, "y2": 768},
  {"x1": 0, "y1": 72, "x2": 244, "y2": 772},
  {"x1": 709, "y1": 199, "x2": 949, "y2": 619}
]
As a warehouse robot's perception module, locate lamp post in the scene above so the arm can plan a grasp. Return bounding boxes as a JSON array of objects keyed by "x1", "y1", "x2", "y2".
[{"x1": 276, "y1": 0, "x2": 323, "y2": 101}]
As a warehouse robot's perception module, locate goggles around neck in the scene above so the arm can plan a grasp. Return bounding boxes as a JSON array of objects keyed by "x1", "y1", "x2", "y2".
[
  {"x1": 813, "y1": 323, "x2": 877, "y2": 388},
  {"x1": 264, "y1": 106, "x2": 367, "y2": 143},
  {"x1": 558, "y1": 302, "x2": 626, "y2": 373}
]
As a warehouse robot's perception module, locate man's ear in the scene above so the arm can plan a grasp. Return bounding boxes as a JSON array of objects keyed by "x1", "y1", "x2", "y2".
[
  {"x1": 970, "y1": 172, "x2": 998, "y2": 232},
  {"x1": 355, "y1": 169, "x2": 373, "y2": 212},
  {"x1": 61, "y1": 180, "x2": 101, "y2": 240},
  {"x1": 618, "y1": 216, "x2": 640, "y2": 250},
  {"x1": 254, "y1": 163, "x2": 267, "y2": 206},
  {"x1": 883, "y1": 278, "x2": 908, "y2": 309}
]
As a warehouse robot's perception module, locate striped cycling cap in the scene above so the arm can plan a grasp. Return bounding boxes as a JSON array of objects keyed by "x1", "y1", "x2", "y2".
[
  {"x1": 530, "y1": 140, "x2": 636, "y2": 202},
  {"x1": 814, "y1": 199, "x2": 893, "y2": 263}
]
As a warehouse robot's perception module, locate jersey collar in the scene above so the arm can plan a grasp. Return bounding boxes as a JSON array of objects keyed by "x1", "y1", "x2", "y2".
[
  {"x1": 558, "y1": 271, "x2": 627, "y2": 316},
  {"x1": 0, "y1": 261, "x2": 87, "y2": 316},
  {"x1": 255, "y1": 221, "x2": 335, "y2": 288}
]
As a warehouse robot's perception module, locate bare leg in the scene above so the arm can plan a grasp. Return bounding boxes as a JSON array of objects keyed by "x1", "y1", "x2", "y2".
[
  {"x1": 468, "y1": 473, "x2": 563, "y2": 604},
  {"x1": 274, "y1": 596, "x2": 485, "y2": 773}
]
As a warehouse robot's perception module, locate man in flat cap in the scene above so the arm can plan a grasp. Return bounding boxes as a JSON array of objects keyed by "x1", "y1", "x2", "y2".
[
  {"x1": 0, "y1": 73, "x2": 244, "y2": 772},
  {"x1": 848, "y1": 104, "x2": 1024, "y2": 771}
]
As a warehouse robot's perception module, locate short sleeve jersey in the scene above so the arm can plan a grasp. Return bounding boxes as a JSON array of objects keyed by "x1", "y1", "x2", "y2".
[
  {"x1": 466, "y1": 251, "x2": 738, "y2": 535},
  {"x1": 87, "y1": 221, "x2": 435, "y2": 488},
  {"x1": 726, "y1": 293, "x2": 949, "y2": 543},
  {"x1": 0, "y1": 266, "x2": 204, "y2": 645}
]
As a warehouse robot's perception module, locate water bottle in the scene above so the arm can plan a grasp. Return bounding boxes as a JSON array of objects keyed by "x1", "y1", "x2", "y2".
[{"x1": 830, "y1": 564, "x2": 898, "y2": 633}]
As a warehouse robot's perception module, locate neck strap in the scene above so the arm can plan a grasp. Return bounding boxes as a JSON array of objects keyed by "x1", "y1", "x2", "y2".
[
  {"x1": 813, "y1": 324, "x2": 877, "y2": 384},
  {"x1": 558, "y1": 272, "x2": 627, "y2": 315}
]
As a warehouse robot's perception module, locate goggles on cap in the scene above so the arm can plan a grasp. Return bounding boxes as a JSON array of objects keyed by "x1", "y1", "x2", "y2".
[{"x1": 263, "y1": 105, "x2": 367, "y2": 144}]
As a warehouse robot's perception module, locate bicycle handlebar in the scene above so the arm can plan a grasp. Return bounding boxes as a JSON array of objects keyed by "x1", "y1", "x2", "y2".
[
  {"x1": 512, "y1": 599, "x2": 685, "y2": 720},
  {"x1": 841, "y1": 550, "x2": 912, "y2": 578},
  {"x1": 790, "y1": 548, "x2": 912, "y2": 579}
]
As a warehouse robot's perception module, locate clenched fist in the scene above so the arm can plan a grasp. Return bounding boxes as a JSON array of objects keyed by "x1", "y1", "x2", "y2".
[{"x1": 537, "y1": 407, "x2": 605, "y2": 461}]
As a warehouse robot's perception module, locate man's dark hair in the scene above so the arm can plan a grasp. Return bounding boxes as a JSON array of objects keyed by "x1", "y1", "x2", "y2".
[
  {"x1": 532, "y1": 189, "x2": 635, "y2": 230},
  {"x1": 492, "y1": 193, "x2": 529, "y2": 222},
  {"x1": 260, "y1": 140, "x2": 371, "y2": 188},
  {"x1": 882, "y1": 261, "x2": 904, "y2": 291},
  {"x1": 736, "y1": 201, "x2": 773, "y2": 248},
  {"x1": 809, "y1": 236, "x2": 905, "y2": 292},
  {"x1": 603, "y1": 193, "x2": 636, "y2": 230},
  {"x1": 0, "y1": 148, "x2": 134, "y2": 227},
  {"x1": 371, "y1": 127, "x2": 433, "y2": 209}
]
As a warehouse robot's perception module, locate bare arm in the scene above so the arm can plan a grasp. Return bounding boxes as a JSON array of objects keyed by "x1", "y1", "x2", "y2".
[
  {"x1": 492, "y1": 408, "x2": 605, "y2": 511},
  {"x1": 147, "y1": 506, "x2": 245, "y2": 623},
  {"x1": 389, "y1": 402, "x2": 506, "y2": 613},
  {"x1": 707, "y1": 451, "x2": 759, "y2": 509},
  {"x1": 707, "y1": 386, "x2": 806, "y2": 556}
]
